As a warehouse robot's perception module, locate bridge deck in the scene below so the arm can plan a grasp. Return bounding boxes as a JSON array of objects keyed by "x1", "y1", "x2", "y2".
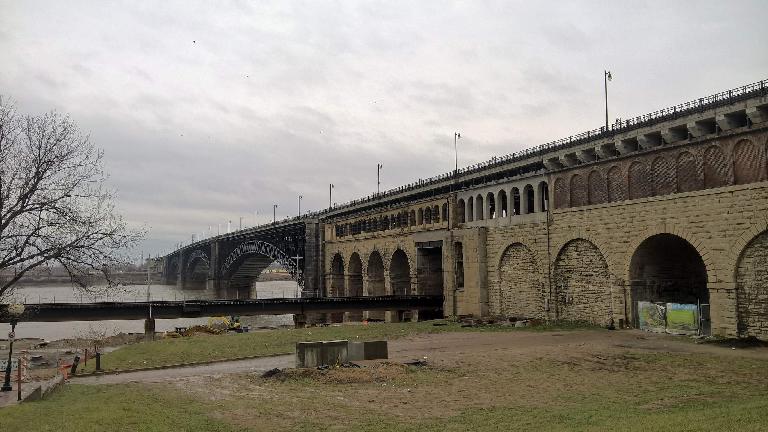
[{"x1": 1, "y1": 296, "x2": 444, "y2": 322}]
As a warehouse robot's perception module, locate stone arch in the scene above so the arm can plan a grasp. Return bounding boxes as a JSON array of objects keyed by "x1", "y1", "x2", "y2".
[
  {"x1": 652, "y1": 156, "x2": 676, "y2": 196},
  {"x1": 457, "y1": 199, "x2": 466, "y2": 223},
  {"x1": 735, "y1": 229, "x2": 768, "y2": 338},
  {"x1": 704, "y1": 144, "x2": 730, "y2": 188},
  {"x1": 628, "y1": 161, "x2": 652, "y2": 200},
  {"x1": 417, "y1": 208, "x2": 424, "y2": 225},
  {"x1": 498, "y1": 189, "x2": 508, "y2": 217},
  {"x1": 497, "y1": 243, "x2": 544, "y2": 319},
  {"x1": 538, "y1": 181, "x2": 549, "y2": 211},
  {"x1": 424, "y1": 206, "x2": 432, "y2": 224},
  {"x1": 512, "y1": 187, "x2": 521, "y2": 214},
  {"x1": 409, "y1": 210, "x2": 416, "y2": 226},
  {"x1": 607, "y1": 165, "x2": 626, "y2": 202},
  {"x1": 623, "y1": 226, "x2": 715, "y2": 283},
  {"x1": 523, "y1": 184, "x2": 535, "y2": 214},
  {"x1": 345, "y1": 252, "x2": 364, "y2": 321},
  {"x1": 553, "y1": 239, "x2": 612, "y2": 325},
  {"x1": 390, "y1": 249, "x2": 411, "y2": 296},
  {"x1": 328, "y1": 253, "x2": 345, "y2": 297},
  {"x1": 486, "y1": 192, "x2": 496, "y2": 219},
  {"x1": 733, "y1": 138, "x2": 767, "y2": 185},
  {"x1": 475, "y1": 194, "x2": 484, "y2": 220},
  {"x1": 676, "y1": 151, "x2": 703, "y2": 193},
  {"x1": 433, "y1": 205, "x2": 440, "y2": 223},
  {"x1": 588, "y1": 170, "x2": 608, "y2": 205},
  {"x1": 569, "y1": 174, "x2": 587, "y2": 207},
  {"x1": 629, "y1": 234, "x2": 708, "y2": 310},
  {"x1": 553, "y1": 178, "x2": 567, "y2": 210},
  {"x1": 441, "y1": 203, "x2": 448, "y2": 221}
]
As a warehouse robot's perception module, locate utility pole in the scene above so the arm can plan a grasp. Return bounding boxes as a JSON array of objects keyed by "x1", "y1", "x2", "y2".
[
  {"x1": 604, "y1": 70, "x2": 612, "y2": 130},
  {"x1": 329, "y1": 183, "x2": 334, "y2": 209},
  {"x1": 454, "y1": 132, "x2": 461, "y2": 174},
  {"x1": 273, "y1": 204, "x2": 278, "y2": 223},
  {"x1": 377, "y1": 163, "x2": 383, "y2": 195}
]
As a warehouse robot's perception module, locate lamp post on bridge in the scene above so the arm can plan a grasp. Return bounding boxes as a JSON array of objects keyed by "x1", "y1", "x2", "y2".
[
  {"x1": 298, "y1": 195, "x2": 303, "y2": 217},
  {"x1": 454, "y1": 132, "x2": 461, "y2": 175},
  {"x1": 329, "y1": 184, "x2": 334, "y2": 209},
  {"x1": 377, "y1": 163, "x2": 383, "y2": 195},
  {"x1": 604, "y1": 70, "x2": 612, "y2": 130},
  {"x1": 273, "y1": 204, "x2": 278, "y2": 223}
]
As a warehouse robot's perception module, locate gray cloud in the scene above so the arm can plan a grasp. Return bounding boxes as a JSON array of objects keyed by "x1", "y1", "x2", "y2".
[{"x1": 1, "y1": 0, "x2": 767, "y2": 256}]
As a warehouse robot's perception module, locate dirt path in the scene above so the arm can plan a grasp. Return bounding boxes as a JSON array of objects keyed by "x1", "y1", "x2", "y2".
[{"x1": 72, "y1": 354, "x2": 294, "y2": 385}]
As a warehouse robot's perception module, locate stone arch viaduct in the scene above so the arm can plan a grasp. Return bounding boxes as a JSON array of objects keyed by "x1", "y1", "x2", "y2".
[{"x1": 165, "y1": 78, "x2": 768, "y2": 339}]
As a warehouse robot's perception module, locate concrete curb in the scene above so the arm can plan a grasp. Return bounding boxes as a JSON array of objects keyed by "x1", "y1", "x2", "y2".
[{"x1": 71, "y1": 351, "x2": 293, "y2": 378}]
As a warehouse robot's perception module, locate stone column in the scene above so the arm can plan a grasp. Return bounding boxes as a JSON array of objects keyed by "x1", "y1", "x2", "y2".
[{"x1": 534, "y1": 184, "x2": 543, "y2": 213}]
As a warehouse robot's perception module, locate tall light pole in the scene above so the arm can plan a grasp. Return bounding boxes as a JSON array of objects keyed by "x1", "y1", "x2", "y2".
[
  {"x1": 329, "y1": 183, "x2": 334, "y2": 209},
  {"x1": 377, "y1": 163, "x2": 383, "y2": 195},
  {"x1": 273, "y1": 204, "x2": 278, "y2": 223},
  {"x1": 298, "y1": 195, "x2": 303, "y2": 217},
  {"x1": 239, "y1": 216, "x2": 243, "y2": 230},
  {"x1": 454, "y1": 132, "x2": 461, "y2": 174},
  {"x1": 604, "y1": 70, "x2": 612, "y2": 130}
]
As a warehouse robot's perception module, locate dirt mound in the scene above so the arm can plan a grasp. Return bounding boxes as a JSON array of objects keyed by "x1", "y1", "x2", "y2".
[{"x1": 260, "y1": 362, "x2": 411, "y2": 384}]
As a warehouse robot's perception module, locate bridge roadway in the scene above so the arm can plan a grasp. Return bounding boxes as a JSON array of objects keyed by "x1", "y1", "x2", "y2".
[{"x1": 0, "y1": 295, "x2": 443, "y2": 322}]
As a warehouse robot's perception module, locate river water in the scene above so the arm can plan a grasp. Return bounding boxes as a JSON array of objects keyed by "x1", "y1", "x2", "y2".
[{"x1": 3, "y1": 281, "x2": 297, "y2": 340}]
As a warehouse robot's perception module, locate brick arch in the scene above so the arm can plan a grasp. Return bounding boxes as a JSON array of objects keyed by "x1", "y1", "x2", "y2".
[
  {"x1": 588, "y1": 169, "x2": 608, "y2": 205},
  {"x1": 552, "y1": 238, "x2": 613, "y2": 325},
  {"x1": 725, "y1": 217, "x2": 768, "y2": 280},
  {"x1": 388, "y1": 244, "x2": 416, "y2": 277},
  {"x1": 570, "y1": 173, "x2": 588, "y2": 207},
  {"x1": 326, "y1": 250, "x2": 346, "y2": 273},
  {"x1": 703, "y1": 144, "x2": 731, "y2": 188},
  {"x1": 628, "y1": 160, "x2": 652, "y2": 199},
  {"x1": 607, "y1": 165, "x2": 626, "y2": 202},
  {"x1": 677, "y1": 151, "x2": 703, "y2": 192},
  {"x1": 550, "y1": 233, "x2": 617, "y2": 277},
  {"x1": 733, "y1": 138, "x2": 767, "y2": 184},
  {"x1": 496, "y1": 242, "x2": 546, "y2": 319},
  {"x1": 622, "y1": 226, "x2": 716, "y2": 283},
  {"x1": 733, "y1": 226, "x2": 768, "y2": 337}
]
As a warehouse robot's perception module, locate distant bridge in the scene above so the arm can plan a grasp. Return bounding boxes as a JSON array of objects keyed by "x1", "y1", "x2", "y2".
[{"x1": 0, "y1": 296, "x2": 443, "y2": 322}]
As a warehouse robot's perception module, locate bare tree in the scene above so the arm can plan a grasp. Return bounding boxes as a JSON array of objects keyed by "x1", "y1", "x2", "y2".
[{"x1": 0, "y1": 97, "x2": 145, "y2": 297}]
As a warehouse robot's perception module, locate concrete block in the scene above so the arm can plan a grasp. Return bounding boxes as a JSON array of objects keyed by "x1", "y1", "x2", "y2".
[
  {"x1": 322, "y1": 340, "x2": 349, "y2": 366},
  {"x1": 296, "y1": 342, "x2": 322, "y2": 368},
  {"x1": 348, "y1": 341, "x2": 365, "y2": 361},
  {"x1": 364, "y1": 340, "x2": 389, "y2": 360}
]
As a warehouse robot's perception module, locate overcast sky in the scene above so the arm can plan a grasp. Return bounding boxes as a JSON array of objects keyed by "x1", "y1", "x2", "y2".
[{"x1": 2, "y1": 1, "x2": 767, "y2": 256}]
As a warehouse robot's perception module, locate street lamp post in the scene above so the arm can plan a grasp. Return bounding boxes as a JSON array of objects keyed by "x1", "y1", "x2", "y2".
[
  {"x1": 1, "y1": 304, "x2": 25, "y2": 392},
  {"x1": 377, "y1": 163, "x2": 383, "y2": 195},
  {"x1": 273, "y1": 204, "x2": 278, "y2": 223},
  {"x1": 298, "y1": 195, "x2": 303, "y2": 217},
  {"x1": 329, "y1": 183, "x2": 334, "y2": 209},
  {"x1": 604, "y1": 70, "x2": 612, "y2": 130},
  {"x1": 454, "y1": 132, "x2": 461, "y2": 175}
]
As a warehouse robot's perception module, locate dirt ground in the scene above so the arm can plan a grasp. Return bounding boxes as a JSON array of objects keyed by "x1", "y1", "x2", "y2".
[{"x1": 137, "y1": 329, "x2": 768, "y2": 431}]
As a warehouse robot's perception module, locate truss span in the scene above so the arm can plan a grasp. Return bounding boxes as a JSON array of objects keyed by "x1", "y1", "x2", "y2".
[{"x1": 222, "y1": 240, "x2": 303, "y2": 287}]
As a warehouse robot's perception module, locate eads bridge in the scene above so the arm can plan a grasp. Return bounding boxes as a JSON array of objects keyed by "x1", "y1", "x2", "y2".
[{"x1": 163, "y1": 78, "x2": 768, "y2": 339}]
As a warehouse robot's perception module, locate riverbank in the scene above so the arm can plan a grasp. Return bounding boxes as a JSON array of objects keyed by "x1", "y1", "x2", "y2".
[{"x1": 2, "y1": 327, "x2": 768, "y2": 431}]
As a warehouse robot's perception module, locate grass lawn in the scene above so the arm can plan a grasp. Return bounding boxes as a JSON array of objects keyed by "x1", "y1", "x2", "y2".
[
  {"x1": 80, "y1": 320, "x2": 589, "y2": 372},
  {"x1": 5, "y1": 339, "x2": 768, "y2": 432}
]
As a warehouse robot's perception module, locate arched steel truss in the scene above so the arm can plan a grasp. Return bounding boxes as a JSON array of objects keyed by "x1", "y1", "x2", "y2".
[
  {"x1": 222, "y1": 240, "x2": 303, "y2": 288},
  {"x1": 186, "y1": 250, "x2": 210, "y2": 272}
]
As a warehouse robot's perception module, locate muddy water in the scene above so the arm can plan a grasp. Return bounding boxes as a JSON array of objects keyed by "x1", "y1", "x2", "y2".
[{"x1": 3, "y1": 281, "x2": 297, "y2": 340}]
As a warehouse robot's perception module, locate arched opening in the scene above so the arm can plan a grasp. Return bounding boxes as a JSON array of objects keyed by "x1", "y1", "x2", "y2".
[
  {"x1": 498, "y1": 190, "x2": 508, "y2": 217},
  {"x1": 227, "y1": 255, "x2": 275, "y2": 300},
  {"x1": 366, "y1": 251, "x2": 386, "y2": 321},
  {"x1": 523, "y1": 184, "x2": 535, "y2": 214},
  {"x1": 512, "y1": 187, "x2": 521, "y2": 215},
  {"x1": 457, "y1": 199, "x2": 466, "y2": 223},
  {"x1": 424, "y1": 207, "x2": 432, "y2": 224},
  {"x1": 498, "y1": 243, "x2": 542, "y2": 318},
  {"x1": 328, "y1": 253, "x2": 345, "y2": 323},
  {"x1": 433, "y1": 205, "x2": 440, "y2": 223},
  {"x1": 736, "y1": 230, "x2": 768, "y2": 338},
  {"x1": 475, "y1": 195, "x2": 484, "y2": 220},
  {"x1": 187, "y1": 258, "x2": 209, "y2": 290},
  {"x1": 553, "y1": 239, "x2": 612, "y2": 325},
  {"x1": 347, "y1": 252, "x2": 364, "y2": 321},
  {"x1": 390, "y1": 249, "x2": 412, "y2": 322},
  {"x1": 441, "y1": 203, "x2": 448, "y2": 222},
  {"x1": 467, "y1": 196, "x2": 474, "y2": 222},
  {"x1": 629, "y1": 234, "x2": 708, "y2": 330},
  {"x1": 538, "y1": 182, "x2": 549, "y2": 211},
  {"x1": 417, "y1": 208, "x2": 424, "y2": 225},
  {"x1": 486, "y1": 192, "x2": 496, "y2": 219},
  {"x1": 409, "y1": 210, "x2": 416, "y2": 226}
]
